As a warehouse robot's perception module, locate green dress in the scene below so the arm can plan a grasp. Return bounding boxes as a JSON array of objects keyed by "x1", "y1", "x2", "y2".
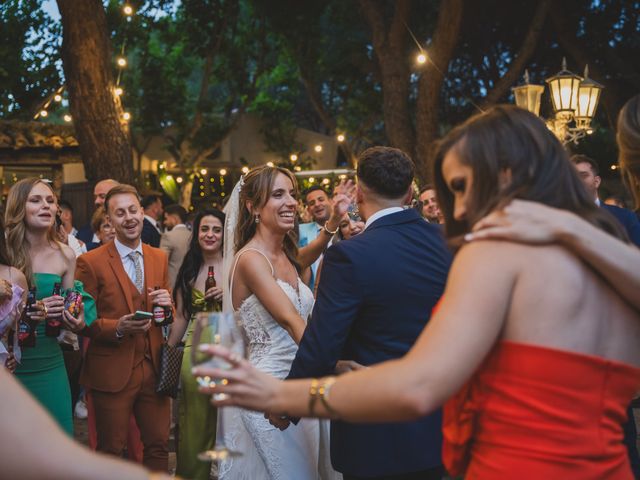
[
  {"x1": 176, "y1": 288, "x2": 218, "y2": 480},
  {"x1": 14, "y1": 273, "x2": 96, "y2": 437}
]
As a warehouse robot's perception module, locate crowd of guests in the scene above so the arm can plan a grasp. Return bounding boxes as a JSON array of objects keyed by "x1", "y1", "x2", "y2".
[{"x1": 0, "y1": 95, "x2": 639, "y2": 480}]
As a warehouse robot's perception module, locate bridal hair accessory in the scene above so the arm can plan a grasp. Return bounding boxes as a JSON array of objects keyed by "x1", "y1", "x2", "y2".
[{"x1": 222, "y1": 175, "x2": 245, "y2": 314}]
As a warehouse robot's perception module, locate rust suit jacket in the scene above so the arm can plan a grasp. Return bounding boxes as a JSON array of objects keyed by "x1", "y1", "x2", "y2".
[{"x1": 76, "y1": 241, "x2": 172, "y2": 393}]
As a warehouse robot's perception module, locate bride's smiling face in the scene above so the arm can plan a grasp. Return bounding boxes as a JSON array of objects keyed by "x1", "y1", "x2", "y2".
[{"x1": 256, "y1": 172, "x2": 298, "y2": 233}]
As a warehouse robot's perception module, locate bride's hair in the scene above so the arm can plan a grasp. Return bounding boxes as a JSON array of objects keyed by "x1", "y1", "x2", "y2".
[
  {"x1": 433, "y1": 105, "x2": 627, "y2": 245},
  {"x1": 617, "y1": 94, "x2": 640, "y2": 210},
  {"x1": 236, "y1": 165, "x2": 301, "y2": 272}
]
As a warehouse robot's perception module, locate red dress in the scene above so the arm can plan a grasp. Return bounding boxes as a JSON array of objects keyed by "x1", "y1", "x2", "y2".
[{"x1": 443, "y1": 341, "x2": 640, "y2": 479}]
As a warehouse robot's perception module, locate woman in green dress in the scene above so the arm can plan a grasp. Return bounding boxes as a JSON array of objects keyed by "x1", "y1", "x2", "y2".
[
  {"x1": 169, "y1": 208, "x2": 225, "y2": 479},
  {"x1": 4, "y1": 178, "x2": 94, "y2": 436}
]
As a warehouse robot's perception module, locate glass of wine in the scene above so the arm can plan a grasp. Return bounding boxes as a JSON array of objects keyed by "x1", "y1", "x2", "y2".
[{"x1": 192, "y1": 311, "x2": 246, "y2": 461}]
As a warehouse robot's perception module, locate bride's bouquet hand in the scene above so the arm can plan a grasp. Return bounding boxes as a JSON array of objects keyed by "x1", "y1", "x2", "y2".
[{"x1": 193, "y1": 344, "x2": 283, "y2": 414}]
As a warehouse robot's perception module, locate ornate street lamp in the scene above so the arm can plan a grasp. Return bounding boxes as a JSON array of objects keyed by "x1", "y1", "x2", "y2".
[{"x1": 511, "y1": 58, "x2": 604, "y2": 144}]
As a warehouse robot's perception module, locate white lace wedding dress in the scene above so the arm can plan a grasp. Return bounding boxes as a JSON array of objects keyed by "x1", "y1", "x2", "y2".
[{"x1": 220, "y1": 248, "x2": 339, "y2": 480}]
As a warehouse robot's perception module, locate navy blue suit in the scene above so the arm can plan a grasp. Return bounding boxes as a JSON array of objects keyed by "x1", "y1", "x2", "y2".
[
  {"x1": 602, "y1": 204, "x2": 640, "y2": 247},
  {"x1": 288, "y1": 208, "x2": 452, "y2": 477},
  {"x1": 76, "y1": 223, "x2": 101, "y2": 251},
  {"x1": 141, "y1": 218, "x2": 161, "y2": 248}
]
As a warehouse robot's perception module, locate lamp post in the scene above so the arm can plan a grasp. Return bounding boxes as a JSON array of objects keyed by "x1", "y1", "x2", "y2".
[{"x1": 512, "y1": 58, "x2": 603, "y2": 144}]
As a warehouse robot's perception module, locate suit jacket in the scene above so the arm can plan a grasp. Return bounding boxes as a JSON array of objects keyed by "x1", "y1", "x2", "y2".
[
  {"x1": 76, "y1": 223, "x2": 101, "y2": 251},
  {"x1": 141, "y1": 218, "x2": 161, "y2": 248},
  {"x1": 159, "y1": 225, "x2": 191, "y2": 290},
  {"x1": 288, "y1": 208, "x2": 452, "y2": 477},
  {"x1": 602, "y1": 203, "x2": 640, "y2": 247},
  {"x1": 76, "y1": 241, "x2": 171, "y2": 393}
]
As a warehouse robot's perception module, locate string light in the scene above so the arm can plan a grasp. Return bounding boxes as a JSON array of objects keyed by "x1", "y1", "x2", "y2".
[
  {"x1": 266, "y1": 162, "x2": 274, "y2": 167},
  {"x1": 54, "y1": 94, "x2": 62, "y2": 102},
  {"x1": 122, "y1": 112, "x2": 131, "y2": 121},
  {"x1": 115, "y1": 87, "x2": 123, "y2": 96},
  {"x1": 63, "y1": 114, "x2": 72, "y2": 122},
  {"x1": 314, "y1": 145, "x2": 323, "y2": 153},
  {"x1": 336, "y1": 134, "x2": 345, "y2": 142},
  {"x1": 322, "y1": 178, "x2": 330, "y2": 185},
  {"x1": 308, "y1": 177, "x2": 315, "y2": 183},
  {"x1": 416, "y1": 52, "x2": 427, "y2": 65},
  {"x1": 117, "y1": 57, "x2": 127, "y2": 68},
  {"x1": 294, "y1": 166, "x2": 302, "y2": 172},
  {"x1": 339, "y1": 174, "x2": 347, "y2": 180},
  {"x1": 219, "y1": 168, "x2": 227, "y2": 176},
  {"x1": 39, "y1": 110, "x2": 48, "y2": 117},
  {"x1": 166, "y1": 174, "x2": 173, "y2": 180},
  {"x1": 123, "y1": 4, "x2": 134, "y2": 15},
  {"x1": 176, "y1": 176, "x2": 183, "y2": 183},
  {"x1": 290, "y1": 154, "x2": 298, "y2": 162},
  {"x1": 611, "y1": 165, "x2": 618, "y2": 170},
  {"x1": 200, "y1": 168, "x2": 208, "y2": 175},
  {"x1": 241, "y1": 166, "x2": 249, "y2": 174}
]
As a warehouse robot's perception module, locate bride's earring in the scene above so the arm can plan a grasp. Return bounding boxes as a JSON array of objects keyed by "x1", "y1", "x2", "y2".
[{"x1": 254, "y1": 214, "x2": 260, "y2": 224}]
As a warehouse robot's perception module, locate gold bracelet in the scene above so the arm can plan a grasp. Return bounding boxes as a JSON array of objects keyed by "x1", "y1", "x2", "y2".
[
  {"x1": 323, "y1": 221, "x2": 339, "y2": 236},
  {"x1": 308, "y1": 378, "x2": 320, "y2": 415},
  {"x1": 319, "y1": 376, "x2": 340, "y2": 417}
]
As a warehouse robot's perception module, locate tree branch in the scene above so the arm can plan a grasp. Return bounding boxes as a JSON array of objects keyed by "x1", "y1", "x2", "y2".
[{"x1": 482, "y1": 0, "x2": 550, "y2": 107}]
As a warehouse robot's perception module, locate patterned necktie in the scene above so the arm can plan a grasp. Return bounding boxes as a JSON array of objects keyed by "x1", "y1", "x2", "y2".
[{"x1": 128, "y1": 251, "x2": 144, "y2": 293}]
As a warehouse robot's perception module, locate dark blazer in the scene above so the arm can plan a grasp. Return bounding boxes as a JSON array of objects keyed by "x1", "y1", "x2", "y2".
[
  {"x1": 602, "y1": 203, "x2": 640, "y2": 247},
  {"x1": 76, "y1": 223, "x2": 101, "y2": 251},
  {"x1": 288, "y1": 208, "x2": 452, "y2": 477},
  {"x1": 141, "y1": 218, "x2": 161, "y2": 247}
]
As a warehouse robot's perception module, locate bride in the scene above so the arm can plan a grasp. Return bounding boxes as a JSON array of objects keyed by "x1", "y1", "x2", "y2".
[{"x1": 221, "y1": 165, "x2": 345, "y2": 479}]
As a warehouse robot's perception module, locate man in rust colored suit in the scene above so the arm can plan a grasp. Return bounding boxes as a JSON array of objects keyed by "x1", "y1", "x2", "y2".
[{"x1": 76, "y1": 184, "x2": 173, "y2": 471}]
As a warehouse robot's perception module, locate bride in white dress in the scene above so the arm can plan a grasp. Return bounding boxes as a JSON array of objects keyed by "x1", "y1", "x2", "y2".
[{"x1": 220, "y1": 166, "x2": 343, "y2": 480}]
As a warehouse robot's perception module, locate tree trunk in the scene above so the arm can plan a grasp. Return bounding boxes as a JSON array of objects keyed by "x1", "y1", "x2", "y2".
[
  {"x1": 414, "y1": 0, "x2": 463, "y2": 183},
  {"x1": 360, "y1": 0, "x2": 415, "y2": 158},
  {"x1": 57, "y1": 0, "x2": 134, "y2": 184}
]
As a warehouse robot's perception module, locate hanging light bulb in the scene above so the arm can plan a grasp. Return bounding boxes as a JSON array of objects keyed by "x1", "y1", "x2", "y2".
[
  {"x1": 336, "y1": 134, "x2": 345, "y2": 142},
  {"x1": 40, "y1": 110, "x2": 48, "y2": 118},
  {"x1": 290, "y1": 154, "x2": 298, "y2": 162},
  {"x1": 416, "y1": 52, "x2": 427, "y2": 65},
  {"x1": 63, "y1": 114, "x2": 72, "y2": 122},
  {"x1": 123, "y1": 4, "x2": 134, "y2": 15},
  {"x1": 241, "y1": 166, "x2": 250, "y2": 174},
  {"x1": 200, "y1": 168, "x2": 208, "y2": 175},
  {"x1": 266, "y1": 161, "x2": 275, "y2": 167},
  {"x1": 54, "y1": 94, "x2": 62, "y2": 102},
  {"x1": 114, "y1": 87, "x2": 123, "y2": 96},
  {"x1": 176, "y1": 176, "x2": 183, "y2": 184},
  {"x1": 122, "y1": 112, "x2": 131, "y2": 121},
  {"x1": 219, "y1": 168, "x2": 227, "y2": 176},
  {"x1": 314, "y1": 145, "x2": 323, "y2": 153},
  {"x1": 117, "y1": 57, "x2": 127, "y2": 68}
]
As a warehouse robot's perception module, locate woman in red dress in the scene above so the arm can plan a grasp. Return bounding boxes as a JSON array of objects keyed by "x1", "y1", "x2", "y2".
[{"x1": 195, "y1": 105, "x2": 640, "y2": 479}]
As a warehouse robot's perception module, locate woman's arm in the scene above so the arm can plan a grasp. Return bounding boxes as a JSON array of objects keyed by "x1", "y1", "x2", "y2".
[
  {"x1": 235, "y1": 252, "x2": 307, "y2": 343},
  {"x1": 198, "y1": 241, "x2": 517, "y2": 422},
  {"x1": 0, "y1": 368, "x2": 161, "y2": 480},
  {"x1": 168, "y1": 289, "x2": 188, "y2": 347},
  {"x1": 469, "y1": 200, "x2": 640, "y2": 310}
]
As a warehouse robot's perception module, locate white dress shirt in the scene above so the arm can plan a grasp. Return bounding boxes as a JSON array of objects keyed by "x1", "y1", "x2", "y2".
[
  {"x1": 364, "y1": 207, "x2": 404, "y2": 230},
  {"x1": 114, "y1": 238, "x2": 145, "y2": 286},
  {"x1": 145, "y1": 214, "x2": 162, "y2": 233}
]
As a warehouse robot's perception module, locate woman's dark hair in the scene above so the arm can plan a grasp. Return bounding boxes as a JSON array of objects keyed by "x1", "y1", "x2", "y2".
[
  {"x1": 173, "y1": 208, "x2": 225, "y2": 319},
  {"x1": 0, "y1": 215, "x2": 11, "y2": 266},
  {"x1": 617, "y1": 94, "x2": 640, "y2": 210},
  {"x1": 433, "y1": 105, "x2": 628, "y2": 247}
]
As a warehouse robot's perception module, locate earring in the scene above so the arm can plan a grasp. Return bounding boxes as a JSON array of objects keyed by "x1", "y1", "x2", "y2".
[{"x1": 254, "y1": 214, "x2": 260, "y2": 224}]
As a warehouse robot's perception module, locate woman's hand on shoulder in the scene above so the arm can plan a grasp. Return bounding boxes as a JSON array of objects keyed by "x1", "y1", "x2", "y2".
[{"x1": 467, "y1": 200, "x2": 571, "y2": 245}]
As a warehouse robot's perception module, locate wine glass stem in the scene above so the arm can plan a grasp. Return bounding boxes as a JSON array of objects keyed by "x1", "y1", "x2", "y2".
[{"x1": 215, "y1": 406, "x2": 227, "y2": 448}]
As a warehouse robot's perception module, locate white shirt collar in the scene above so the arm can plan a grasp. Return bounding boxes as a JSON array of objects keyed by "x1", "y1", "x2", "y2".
[
  {"x1": 114, "y1": 237, "x2": 143, "y2": 259},
  {"x1": 364, "y1": 207, "x2": 404, "y2": 230},
  {"x1": 595, "y1": 198, "x2": 601, "y2": 206},
  {"x1": 144, "y1": 214, "x2": 161, "y2": 232}
]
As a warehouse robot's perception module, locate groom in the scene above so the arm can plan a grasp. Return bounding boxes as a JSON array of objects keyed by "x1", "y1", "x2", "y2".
[{"x1": 287, "y1": 147, "x2": 452, "y2": 479}]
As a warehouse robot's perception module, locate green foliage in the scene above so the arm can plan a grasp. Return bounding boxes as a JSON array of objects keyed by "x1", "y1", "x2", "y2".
[{"x1": 0, "y1": 0, "x2": 62, "y2": 119}]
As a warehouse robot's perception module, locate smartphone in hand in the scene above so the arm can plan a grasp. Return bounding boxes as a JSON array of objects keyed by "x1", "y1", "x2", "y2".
[{"x1": 133, "y1": 310, "x2": 153, "y2": 321}]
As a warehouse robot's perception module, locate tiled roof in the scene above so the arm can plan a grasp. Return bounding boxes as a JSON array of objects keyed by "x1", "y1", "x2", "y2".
[{"x1": 0, "y1": 121, "x2": 78, "y2": 149}]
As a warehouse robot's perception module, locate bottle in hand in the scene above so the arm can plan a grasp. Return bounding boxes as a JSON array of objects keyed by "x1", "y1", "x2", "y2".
[
  {"x1": 205, "y1": 266, "x2": 221, "y2": 312},
  {"x1": 45, "y1": 282, "x2": 63, "y2": 337},
  {"x1": 152, "y1": 285, "x2": 173, "y2": 327},
  {"x1": 18, "y1": 287, "x2": 37, "y2": 347}
]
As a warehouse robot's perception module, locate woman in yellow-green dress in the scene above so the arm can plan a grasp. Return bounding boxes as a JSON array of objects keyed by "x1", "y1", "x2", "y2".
[
  {"x1": 168, "y1": 209, "x2": 225, "y2": 480},
  {"x1": 4, "y1": 178, "x2": 95, "y2": 436}
]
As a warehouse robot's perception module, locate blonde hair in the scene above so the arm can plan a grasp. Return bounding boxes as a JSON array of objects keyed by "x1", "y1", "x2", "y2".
[
  {"x1": 4, "y1": 178, "x2": 60, "y2": 283},
  {"x1": 617, "y1": 94, "x2": 640, "y2": 210},
  {"x1": 236, "y1": 166, "x2": 300, "y2": 271}
]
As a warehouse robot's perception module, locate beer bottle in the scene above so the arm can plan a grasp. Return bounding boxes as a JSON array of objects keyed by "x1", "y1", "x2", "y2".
[
  {"x1": 205, "y1": 266, "x2": 220, "y2": 312},
  {"x1": 18, "y1": 287, "x2": 37, "y2": 347},
  {"x1": 152, "y1": 285, "x2": 173, "y2": 327},
  {"x1": 45, "y1": 282, "x2": 63, "y2": 337}
]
